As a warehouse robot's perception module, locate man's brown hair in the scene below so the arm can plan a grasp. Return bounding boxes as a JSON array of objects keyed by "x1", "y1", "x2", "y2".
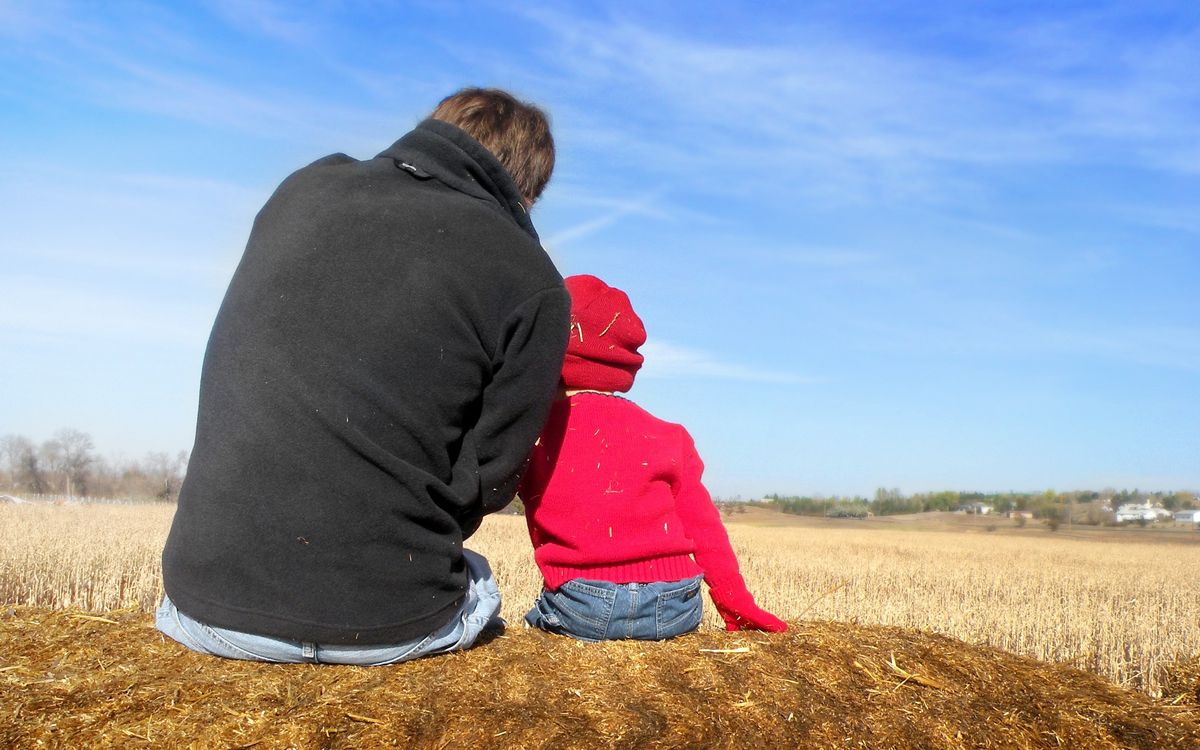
[{"x1": 430, "y1": 87, "x2": 555, "y2": 204}]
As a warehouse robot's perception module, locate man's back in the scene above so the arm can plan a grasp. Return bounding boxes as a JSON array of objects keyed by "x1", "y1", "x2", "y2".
[{"x1": 163, "y1": 119, "x2": 568, "y2": 645}]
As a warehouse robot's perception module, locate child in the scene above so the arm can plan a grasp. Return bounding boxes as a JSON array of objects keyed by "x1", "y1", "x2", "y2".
[{"x1": 518, "y1": 274, "x2": 787, "y2": 641}]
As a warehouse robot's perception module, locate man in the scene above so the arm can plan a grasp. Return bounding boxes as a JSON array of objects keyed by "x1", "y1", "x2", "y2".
[{"x1": 158, "y1": 88, "x2": 570, "y2": 665}]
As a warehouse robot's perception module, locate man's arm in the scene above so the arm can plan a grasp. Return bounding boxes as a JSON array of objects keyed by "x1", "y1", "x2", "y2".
[{"x1": 451, "y1": 285, "x2": 569, "y2": 537}]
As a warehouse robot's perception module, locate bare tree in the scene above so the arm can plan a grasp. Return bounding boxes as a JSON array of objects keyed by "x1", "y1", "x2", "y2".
[
  {"x1": 0, "y1": 434, "x2": 22, "y2": 488},
  {"x1": 144, "y1": 449, "x2": 189, "y2": 501},
  {"x1": 8, "y1": 436, "x2": 47, "y2": 494},
  {"x1": 55, "y1": 428, "x2": 95, "y2": 497},
  {"x1": 39, "y1": 437, "x2": 65, "y2": 492}
]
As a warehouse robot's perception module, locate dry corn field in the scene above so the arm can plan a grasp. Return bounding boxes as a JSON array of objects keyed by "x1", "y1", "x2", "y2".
[{"x1": 2, "y1": 503, "x2": 1197, "y2": 697}]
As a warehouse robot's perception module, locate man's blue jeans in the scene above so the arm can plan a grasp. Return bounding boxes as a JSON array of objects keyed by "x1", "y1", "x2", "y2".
[
  {"x1": 524, "y1": 575, "x2": 703, "y2": 641},
  {"x1": 156, "y1": 549, "x2": 503, "y2": 665}
]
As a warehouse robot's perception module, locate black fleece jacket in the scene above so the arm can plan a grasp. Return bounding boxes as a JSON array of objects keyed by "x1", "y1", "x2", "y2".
[{"x1": 162, "y1": 120, "x2": 569, "y2": 645}]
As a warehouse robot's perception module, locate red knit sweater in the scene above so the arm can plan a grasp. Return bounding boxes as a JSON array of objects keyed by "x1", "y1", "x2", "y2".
[{"x1": 519, "y1": 393, "x2": 754, "y2": 609}]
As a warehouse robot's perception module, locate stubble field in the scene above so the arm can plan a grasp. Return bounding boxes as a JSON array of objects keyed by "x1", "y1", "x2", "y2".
[{"x1": 2, "y1": 502, "x2": 1197, "y2": 697}]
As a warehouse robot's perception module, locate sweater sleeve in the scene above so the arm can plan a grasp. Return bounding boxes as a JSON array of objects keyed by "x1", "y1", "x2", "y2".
[
  {"x1": 671, "y1": 428, "x2": 787, "y2": 632},
  {"x1": 450, "y1": 285, "x2": 570, "y2": 538},
  {"x1": 670, "y1": 429, "x2": 750, "y2": 600}
]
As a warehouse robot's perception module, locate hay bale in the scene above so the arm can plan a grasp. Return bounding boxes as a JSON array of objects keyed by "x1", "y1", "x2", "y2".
[
  {"x1": 1163, "y1": 655, "x2": 1200, "y2": 708},
  {"x1": 2, "y1": 607, "x2": 1197, "y2": 749}
]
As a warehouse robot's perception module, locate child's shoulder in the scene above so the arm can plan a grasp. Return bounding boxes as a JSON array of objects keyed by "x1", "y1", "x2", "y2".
[{"x1": 571, "y1": 393, "x2": 690, "y2": 439}]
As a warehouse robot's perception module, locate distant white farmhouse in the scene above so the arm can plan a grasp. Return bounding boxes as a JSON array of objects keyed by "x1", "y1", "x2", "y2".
[
  {"x1": 961, "y1": 502, "x2": 993, "y2": 515},
  {"x1": 1172, "y1": 509, "x2": 1200, "y2": 525},
  {"x1": 1114, "y1": 503, "x2": 1172, "y2": 524}
]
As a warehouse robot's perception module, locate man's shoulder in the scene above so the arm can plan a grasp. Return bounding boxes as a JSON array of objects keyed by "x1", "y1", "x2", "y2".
[
  {"x1": 305, "y1": 152, "x2": 358, "y2": 169},
  {"x1": 264, "y1": 152, "x2": 369, "y2": 205},
  {"x1": 286, "y1": 152, "x2": 363, "y2": 183}
]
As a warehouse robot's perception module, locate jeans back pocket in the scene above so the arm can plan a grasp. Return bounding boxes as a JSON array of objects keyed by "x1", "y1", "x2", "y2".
[
  {"x1": 536, "y1": 580, "x2": 617, "y2": 641},
  {"x1": 654, "y1": 577, "x2": 703, "y2": 639}
]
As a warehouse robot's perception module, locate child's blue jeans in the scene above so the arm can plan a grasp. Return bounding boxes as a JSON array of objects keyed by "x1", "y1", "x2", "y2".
[
  {"x1": 156, "y1": 549, "x2": 503, "y2": 665},
  {"x1": 524, "y1": 575, "x2": 704, "y2": 641}
]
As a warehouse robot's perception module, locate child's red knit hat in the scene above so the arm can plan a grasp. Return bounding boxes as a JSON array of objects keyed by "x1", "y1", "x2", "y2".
[{"x1": 562, "y1": 275, "x2": 646, "y2": 393}]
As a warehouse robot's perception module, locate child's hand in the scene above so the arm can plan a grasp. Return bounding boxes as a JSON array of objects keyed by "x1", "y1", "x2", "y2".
[{"x1": 715, "y1": 601, "x2": 788, "y2": 633}]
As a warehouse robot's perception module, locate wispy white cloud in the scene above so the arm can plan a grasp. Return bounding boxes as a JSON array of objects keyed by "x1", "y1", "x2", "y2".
[
  {"x1": 82, "y1": 54, "x2": 392, "y2": 149},
  {"x1": 742, "y1": 246, "x2": 880, "y2": 269},
  {"x1": 639, "y1": 340, "x2": 813, "y2": 384},
  {"x1": 514, "y1": 6, "x2": 1200, "y2": 212},
  {"x1": 1040, "y1": 324, "x2": 1200, "y2": 374},
  {"x1": 0, "y1": 4, "x2": 404, "y2": 152},
  {"x1": 0, "y1": 274, "x2": 213, "y2": 346},
  {"x1": 548, "y1": 184, "x2": 676, "y2": 221},
  {"x1": 1111, "y1": 203, "x2": 1200, "y2": 237},
  {"x1": 23, "y1": 245, "x2": 235, "y2": 287},
  {"x1": 855, "y1": 307, "x2": 1200, "y2": 374},
  {"x1": 204, "y1": 0, "x2": 317, "y2": 44},
  {"x1": 1, "y1": 169, "x2": 267, "y2": 211},
  {"x1": 0, "y1": 168, "x2": 260, "y2": 284},
  {"x1": 691, "y1": 242, "x2": 903, "y2": 294},
  {"x1": 543, "y1": 191, "x2": 667, "y2": 249},
  {"x1": 0, "y1": 0, "x2": 65, "y2": 36}
]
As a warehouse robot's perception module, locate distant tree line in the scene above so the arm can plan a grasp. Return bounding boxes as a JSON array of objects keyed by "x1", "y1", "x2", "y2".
[
  {"x1": 0, "y1": 429, "x2": 187, "y2": 502},
  {"x1": 767, "y1": 487, "x2": 1198, "y2": 525}
]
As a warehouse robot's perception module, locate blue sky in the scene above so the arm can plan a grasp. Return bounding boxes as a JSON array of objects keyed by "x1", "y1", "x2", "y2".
[{"x1": 2, "y1": 1, "x2": 1197, "y2": 498}]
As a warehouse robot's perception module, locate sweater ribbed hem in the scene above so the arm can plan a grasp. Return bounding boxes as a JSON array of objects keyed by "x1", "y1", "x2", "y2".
[{"x1": 540, "y1": 554, "x2": 703, "y2": 591}]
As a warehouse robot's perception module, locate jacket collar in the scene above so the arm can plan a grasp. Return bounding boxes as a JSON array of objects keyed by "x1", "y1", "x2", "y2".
[{"x1": 377, "y1": 119, "x2": 538, "y2": 240}]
